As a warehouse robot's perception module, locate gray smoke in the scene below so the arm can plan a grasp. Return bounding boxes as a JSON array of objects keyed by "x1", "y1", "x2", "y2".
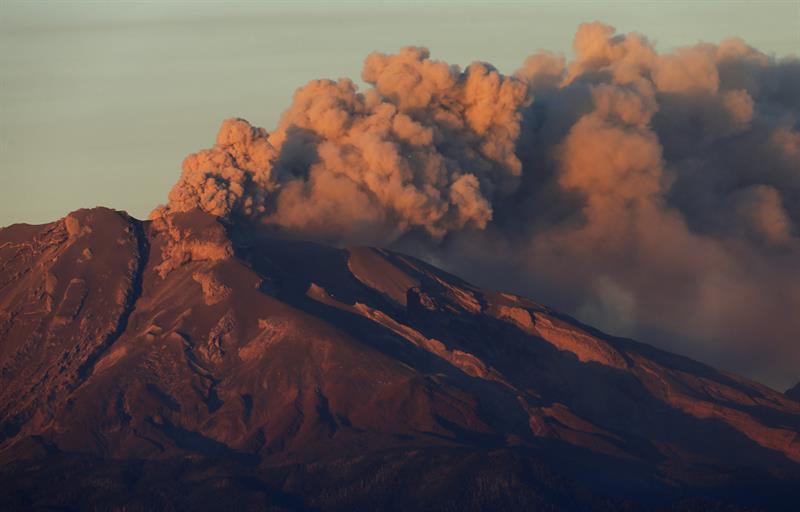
[{"x1": 155, "y1": 23, "x2": 800, "y2": 389}]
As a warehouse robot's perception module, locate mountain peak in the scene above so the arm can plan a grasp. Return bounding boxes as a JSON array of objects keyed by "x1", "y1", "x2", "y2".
[{"x1": 2, "y1": 209, "x2": 800, "y2": 509}]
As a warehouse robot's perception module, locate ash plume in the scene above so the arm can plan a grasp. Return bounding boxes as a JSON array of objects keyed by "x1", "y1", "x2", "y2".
[
  {"x1": 155, "y1": 23, "x2": 800, "y2": 388},
  {"x1": 156, "y1": 46, "x2": 528, "y2": 243}
]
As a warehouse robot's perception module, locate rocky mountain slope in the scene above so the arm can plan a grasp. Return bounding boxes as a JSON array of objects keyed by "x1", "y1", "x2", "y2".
[{"x1": 1, "y1": 208, "x2": 799, "y2": 510}]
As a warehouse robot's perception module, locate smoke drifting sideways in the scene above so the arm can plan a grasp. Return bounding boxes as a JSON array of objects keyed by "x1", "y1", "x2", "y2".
[{"x1": 154, "y1": 23, "x2": 800, "y2": 389}]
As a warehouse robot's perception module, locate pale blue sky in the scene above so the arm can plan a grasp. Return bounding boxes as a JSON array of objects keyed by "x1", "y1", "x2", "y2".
[{"x1": 2, "y1": 0, "x2": 798, "y2": 226}]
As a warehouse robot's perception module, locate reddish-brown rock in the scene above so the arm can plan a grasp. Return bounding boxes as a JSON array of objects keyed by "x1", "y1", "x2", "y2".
[{"x1": 1, "y1": 208, "x2": 799, "y2": 510}]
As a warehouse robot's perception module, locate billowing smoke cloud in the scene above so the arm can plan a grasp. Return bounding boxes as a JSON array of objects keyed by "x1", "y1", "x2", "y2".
[
  {"x1": 156, "y1": 46, "x2": 528, "y2": 243},
  {"x1": 155, "y1": 23, "x2": 800, "y2": 389}
]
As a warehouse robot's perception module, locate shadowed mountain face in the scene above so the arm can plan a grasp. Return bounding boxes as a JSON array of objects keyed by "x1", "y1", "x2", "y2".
[
  {"x1": 1, "y1": 208, "x2": 799, "y2": 511},
  {"x1": 787, "y1": 383, "x2": 800, "y2": 403}
]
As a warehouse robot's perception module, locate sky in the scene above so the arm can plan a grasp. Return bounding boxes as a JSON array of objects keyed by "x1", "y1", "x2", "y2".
[{"x1": 1, "y1": 0, "x2": 798, "y2": 226}]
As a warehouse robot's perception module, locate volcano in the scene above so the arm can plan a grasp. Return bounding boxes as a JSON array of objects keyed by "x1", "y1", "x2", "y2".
[{"x1": 1, "y1": 207, "x2": 799, "y2": 510}]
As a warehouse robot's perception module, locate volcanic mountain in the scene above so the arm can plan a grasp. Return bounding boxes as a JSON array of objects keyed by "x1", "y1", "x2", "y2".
[{"x1": 1, "y1": 207, "x2": 799, "y2": 510}]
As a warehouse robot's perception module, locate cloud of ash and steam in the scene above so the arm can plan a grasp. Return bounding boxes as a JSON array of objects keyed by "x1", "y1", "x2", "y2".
[{"x1": 154, "y1": 23, "x2": 800, "y2": 389}]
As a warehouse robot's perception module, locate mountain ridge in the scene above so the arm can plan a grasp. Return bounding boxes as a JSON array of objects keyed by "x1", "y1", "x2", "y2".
[{"x1": 1, "y1": 207, "x2": 799, "y2": 510}]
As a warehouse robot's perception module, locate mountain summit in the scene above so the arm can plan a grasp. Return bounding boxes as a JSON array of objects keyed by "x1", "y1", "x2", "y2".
[{"x1": 1, "y1": 208, "x2": 799, "y2": 510}]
